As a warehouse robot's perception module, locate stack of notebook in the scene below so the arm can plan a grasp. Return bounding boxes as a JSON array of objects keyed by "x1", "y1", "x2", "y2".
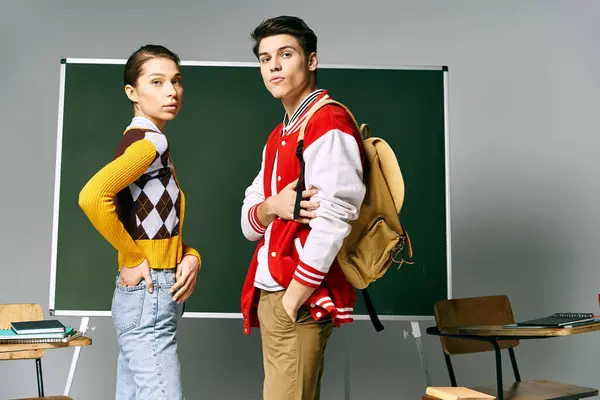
[{"x1": 0, "y1": 319, "x2": 81, "y2": 344}]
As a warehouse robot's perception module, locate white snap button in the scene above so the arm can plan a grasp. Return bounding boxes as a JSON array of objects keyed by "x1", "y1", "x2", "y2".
[
  {"x1": 271, "y1": 252, "x2": 276, "y2": 257},
  {"x1": 277, "y1": 176, "x2": 281, "y2": 181},
  {"x1": 316, "y1": 312, "x2": 322, "y2": 318},
  {"x1": 282, "y1": 140, "x2": 286, "y2": 146}
]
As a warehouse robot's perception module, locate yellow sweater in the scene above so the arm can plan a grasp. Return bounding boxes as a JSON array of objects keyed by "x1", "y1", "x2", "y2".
[{"x1": 79, "y1": 122, "x2": 200, "y2": 271}]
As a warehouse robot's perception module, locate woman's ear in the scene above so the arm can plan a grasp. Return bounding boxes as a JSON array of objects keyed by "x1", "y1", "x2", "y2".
[{"x1": 124, "y1": 84, "x2": 138, "y2": 103}]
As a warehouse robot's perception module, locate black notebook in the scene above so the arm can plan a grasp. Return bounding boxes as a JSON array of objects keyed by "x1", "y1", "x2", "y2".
[
  {"x1": 11, "y1": 319, "x2": 66, "y2": 334},
  {"x1": 516, "y1": 312, "x2": 596, "y2": 327}
]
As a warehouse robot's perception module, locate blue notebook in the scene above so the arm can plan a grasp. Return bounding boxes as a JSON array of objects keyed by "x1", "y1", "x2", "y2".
[{"x1": 11, "y1": 319, "x2": 65, "y2": 334}]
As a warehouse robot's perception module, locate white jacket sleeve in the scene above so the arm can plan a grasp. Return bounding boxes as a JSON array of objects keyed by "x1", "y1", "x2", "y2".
[
  {"x1": 241, "y1": 145, "x2": 268, "y2": 241},
  {"x1": 292, "y1": 129, "x2": 366, "y2": 288}
]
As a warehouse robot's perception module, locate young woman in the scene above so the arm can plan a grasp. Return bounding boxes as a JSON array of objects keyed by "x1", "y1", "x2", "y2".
[{"x1": 79, "y1": 44, "x2": 201, "y2": 400}]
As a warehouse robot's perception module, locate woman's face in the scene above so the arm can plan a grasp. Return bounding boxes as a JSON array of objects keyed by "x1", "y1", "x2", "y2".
[{"x1": 125, "y1": 57, "x2": 183, "y2": 128}]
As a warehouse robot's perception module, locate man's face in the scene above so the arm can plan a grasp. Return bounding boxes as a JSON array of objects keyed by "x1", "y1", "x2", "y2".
[{"x1": 258, "y1": 34, "x2": 317, "y2": 100}]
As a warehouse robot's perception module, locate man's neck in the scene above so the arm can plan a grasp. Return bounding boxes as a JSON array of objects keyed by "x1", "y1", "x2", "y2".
[{"x1": 282, "y1": 85, "x2": 317, "y2": 122}]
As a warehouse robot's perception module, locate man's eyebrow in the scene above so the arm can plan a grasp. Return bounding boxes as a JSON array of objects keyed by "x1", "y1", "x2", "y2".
[{"x1": 258, "y1": 45, "x2": 296, "y2": 57}]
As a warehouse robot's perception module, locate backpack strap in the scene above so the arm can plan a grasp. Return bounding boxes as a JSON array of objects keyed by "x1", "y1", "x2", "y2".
[
  {"x1": 297, "y1": 99, "x2": 361, "y2": 141},
  {"x1": 359, "y1": 123, "x2": 371, "y2": 139},
  {"x1": 293, "y1": 99, "x2": 362, "y2": 220},
  {"x1": 293, "y1": 100, "x2": 387, "y2": 332}
]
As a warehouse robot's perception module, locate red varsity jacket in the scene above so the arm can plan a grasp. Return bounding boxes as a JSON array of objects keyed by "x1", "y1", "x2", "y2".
[{"x1": 240, "y1": 90, "x2": 366, "y2": 334}]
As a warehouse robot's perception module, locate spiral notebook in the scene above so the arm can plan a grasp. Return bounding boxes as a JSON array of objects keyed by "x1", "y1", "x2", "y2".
[
  {"x1": 515, "y1": 312, "x2": 596, "y2": 327},
  {"x1": 0, "y1": 327, "x2": 78, "y2": 344}
]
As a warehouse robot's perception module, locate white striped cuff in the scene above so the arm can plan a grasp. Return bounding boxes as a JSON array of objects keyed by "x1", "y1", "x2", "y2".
[
  {"x1": 248, "y1": 203, "x2": 266, "y2": 234},
  {"x1": 293, "y1": 262, "x2": 327, "y2": 288}
]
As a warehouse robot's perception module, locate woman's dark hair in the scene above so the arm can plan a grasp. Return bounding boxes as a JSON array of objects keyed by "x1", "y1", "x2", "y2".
[{"x1": 124, "y1": 44, "x2": 180, "y2": 87}]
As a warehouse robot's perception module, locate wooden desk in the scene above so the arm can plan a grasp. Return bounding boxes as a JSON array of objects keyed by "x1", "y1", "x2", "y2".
[
  {"x1": 426, "y1": 323, "x2": 600, "y2": 400},
  {"x1": 423, "y1": 382, "x2": 597, "y2": 400},
  {"x1": 437, "y1": 321, "x2": 600, "y2": 338},
  {"x1": 470, "y1": 380, "x2": 597, "y2": 400},
  {"x1": 0, "y1": 336, "x2": 92, "y2": 397}
]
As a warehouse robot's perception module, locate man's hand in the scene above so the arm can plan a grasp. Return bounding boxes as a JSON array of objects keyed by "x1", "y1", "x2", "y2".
[
  {"x1": 120, "y1": 259, "x2": 154, "y2": 293},
  {"x1": 260, "y1": 181, "x2": 320, "y2": 225},
  {"x1": 282, "y1": 292, "x2": 299, "y2": 322},
  {"x1": 170, "y1": 255, "x2": 201, "y2": 304},
  {"x1": 282, "y1": 279, "x2": 316, "y2": 322}
]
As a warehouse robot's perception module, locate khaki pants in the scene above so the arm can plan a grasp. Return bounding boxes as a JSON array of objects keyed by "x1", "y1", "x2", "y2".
[{"x1": 258, "y1": 290, "x2": 334, "y2": 400}]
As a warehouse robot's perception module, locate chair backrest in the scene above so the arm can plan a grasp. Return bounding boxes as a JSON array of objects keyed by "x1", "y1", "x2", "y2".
[
  {"x1": 434, "y1": 295, "x2": 519, "y2": 355},
  {"x1": 0, "y1": 303, "x2": 45, "y2": 360}
]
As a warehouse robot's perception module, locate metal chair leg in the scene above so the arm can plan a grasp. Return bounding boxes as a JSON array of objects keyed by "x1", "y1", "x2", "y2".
[
  {"x1": 35, "y1": 358, "x2": 44, "y2": 397},
  {"x1": 508, "y1": 348, "x2": 521, "y2": 382},
  {"x1": 443, "y1": 353, "x2": 457, "y2": 386},
  {"x1": 491, "y1": 341, "x2": 503, "y2": 400}
]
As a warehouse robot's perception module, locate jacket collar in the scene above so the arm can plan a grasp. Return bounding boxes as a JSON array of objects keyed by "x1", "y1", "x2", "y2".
[{"x1": 282, "y1": 89, "x2": 329, "y2": 136}]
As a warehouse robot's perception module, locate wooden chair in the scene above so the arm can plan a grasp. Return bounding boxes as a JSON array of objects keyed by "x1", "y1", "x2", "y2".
[
  {"x1": 1, "y1": 304, "x2": 71, "y2": 400},
  {"x1": 432, "y1": 295, "x2": 597, "y2": 400}
]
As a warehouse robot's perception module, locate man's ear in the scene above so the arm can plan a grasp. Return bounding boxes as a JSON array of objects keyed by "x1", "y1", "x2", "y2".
[
  {"x1": 124, "y1": 84, "x2": 138, "y2": 103},
  {"x1": 308, "y1": 52, "x2": 318, "y2": 72}
]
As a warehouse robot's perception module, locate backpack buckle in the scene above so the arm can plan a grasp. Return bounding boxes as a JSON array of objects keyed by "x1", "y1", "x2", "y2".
[{"x1": 391, "y1": 235, "x2": 414, "y2": 269}]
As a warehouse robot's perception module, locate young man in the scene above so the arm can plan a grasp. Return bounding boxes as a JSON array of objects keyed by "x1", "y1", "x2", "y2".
[{"x1": 240, "y1": 16, "x2": 366, "y2": 400}]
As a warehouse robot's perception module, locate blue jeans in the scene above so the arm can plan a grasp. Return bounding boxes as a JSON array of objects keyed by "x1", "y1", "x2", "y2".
[{"x1": 111, "y1": 268, "x2": 184, "y2": 400}]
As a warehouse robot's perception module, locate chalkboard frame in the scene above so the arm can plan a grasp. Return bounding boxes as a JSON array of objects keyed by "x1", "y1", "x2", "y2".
[{"x1": 49, "y1": 58, "x2": 452, "y2": 321}]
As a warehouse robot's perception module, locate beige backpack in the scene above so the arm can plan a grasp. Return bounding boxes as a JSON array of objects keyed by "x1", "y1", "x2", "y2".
[{"x1": 293, "y1": 99, "x2": 413, "y2": 331}]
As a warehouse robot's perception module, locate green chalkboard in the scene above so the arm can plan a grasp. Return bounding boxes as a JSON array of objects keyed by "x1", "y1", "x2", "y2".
[{"x1": 50, "y1": 60, "x2": 450, "y2": 320}]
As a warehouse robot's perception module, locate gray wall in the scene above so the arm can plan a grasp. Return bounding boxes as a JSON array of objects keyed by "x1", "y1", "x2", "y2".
[{"x1": 1, "y1": 0, "x2": 599, "y2": 398}]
